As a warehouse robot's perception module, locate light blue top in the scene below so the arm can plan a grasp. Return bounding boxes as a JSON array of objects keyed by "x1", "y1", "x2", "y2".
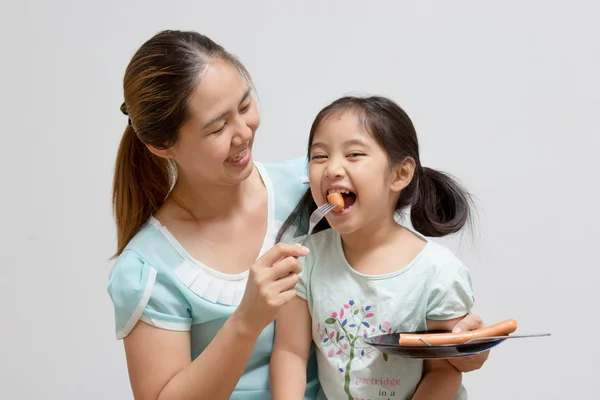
[
  {"x1": 107, "y1": 158, "x2": 320, "y2": 400},
  {"x1": 296, "y1": 229, "x2": 474, "y2": 400}
]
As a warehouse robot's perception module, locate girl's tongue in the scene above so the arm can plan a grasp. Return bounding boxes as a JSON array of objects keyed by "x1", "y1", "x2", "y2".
[{"x1": 342, "y1": 192, "x2": 357, "y2": 208}]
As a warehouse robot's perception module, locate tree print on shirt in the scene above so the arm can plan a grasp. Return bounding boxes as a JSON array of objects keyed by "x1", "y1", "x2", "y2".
[{"x1": 317, "y1": 299, "x2": 393, "y2": 400}]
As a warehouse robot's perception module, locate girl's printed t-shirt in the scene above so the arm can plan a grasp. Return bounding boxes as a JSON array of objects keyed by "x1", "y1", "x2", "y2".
[{"x1": 296, "y1": 228, "x2": 474, "y2": 400}]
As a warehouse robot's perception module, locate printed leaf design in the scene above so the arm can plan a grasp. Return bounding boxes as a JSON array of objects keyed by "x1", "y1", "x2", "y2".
[{"x1": 319, "y1": 301, "x2": 389, "y2": 399}]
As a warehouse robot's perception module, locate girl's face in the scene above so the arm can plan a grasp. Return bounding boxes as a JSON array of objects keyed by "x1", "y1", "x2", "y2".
[
  {"x1": 155, "y1": 58, "x2": 260, "y2": 187},
  {"x1": 308, "y1": 111, "x2": 408, "y2": 235}
]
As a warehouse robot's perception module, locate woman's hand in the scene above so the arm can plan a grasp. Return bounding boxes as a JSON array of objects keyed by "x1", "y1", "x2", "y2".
[
  {"x1": 447, "y1": 313, "x2": 490, "y2": 372},
  {"x1": 233, "y1": 243, "x2": 309, "y2": 337}
]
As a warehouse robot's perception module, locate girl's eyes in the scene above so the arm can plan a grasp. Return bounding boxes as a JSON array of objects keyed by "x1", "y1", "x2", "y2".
[
  {"x1": 310, "y1": 153, "x2": 366, "y2": 160},
  {"x1": 240, "y1": 102, "x2": 251, "y2": 113},
  {"x1": 211, "y1": 125, "x2": 226, "y2": 135}
]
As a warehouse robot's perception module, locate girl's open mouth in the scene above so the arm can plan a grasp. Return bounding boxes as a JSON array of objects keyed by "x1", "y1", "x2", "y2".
[{"x1": 327, "y1": 189, "x2": 357, "y2": 214}]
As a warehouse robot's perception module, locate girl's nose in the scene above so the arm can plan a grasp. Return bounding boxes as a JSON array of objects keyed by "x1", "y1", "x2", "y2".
[{"x1": 325, "y1": 159, "x2": 345, "y2": 179}]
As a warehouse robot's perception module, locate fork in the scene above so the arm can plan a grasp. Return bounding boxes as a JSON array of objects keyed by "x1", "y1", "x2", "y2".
[{"x1": 300, "y1": 203, "x2": 336, "y2": 246}]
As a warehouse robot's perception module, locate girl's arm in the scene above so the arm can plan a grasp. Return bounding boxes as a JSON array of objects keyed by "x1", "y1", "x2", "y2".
[
  {"x1": 412, "y1": 317, "x2": 464, "y2": 400},
  {"x1": 271, "y1": 297, "x2": 313, "y2": 400},
  {"x1": 448, "y1": 313, "x2": 490, "y2": 372}
]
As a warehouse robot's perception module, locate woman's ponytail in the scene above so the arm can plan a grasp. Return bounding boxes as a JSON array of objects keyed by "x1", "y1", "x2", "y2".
[
  {"x1": 110, "y1": 30, "x2": 251, "y2": 257},
  {"x1": 112, "y1": 125, "x2": 171, "y2": 257},
  {"x1": 410, "y1": 167, "x2": 472, "y2": 237}
]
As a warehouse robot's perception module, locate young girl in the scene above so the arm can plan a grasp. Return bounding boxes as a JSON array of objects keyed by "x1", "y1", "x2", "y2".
[{"x1": 271, "y1": 96, "x2": 475, "y2": 400}]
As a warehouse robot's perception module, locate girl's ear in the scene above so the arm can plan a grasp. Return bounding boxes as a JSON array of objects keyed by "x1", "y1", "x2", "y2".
[{"x1": 390, "y1": 157, "x2": 416, "y2": 193}]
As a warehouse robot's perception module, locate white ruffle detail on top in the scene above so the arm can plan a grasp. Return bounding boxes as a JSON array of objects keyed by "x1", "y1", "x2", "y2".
[{"x1": 147, "y1": 162, "x2": 282, "y2": 307}]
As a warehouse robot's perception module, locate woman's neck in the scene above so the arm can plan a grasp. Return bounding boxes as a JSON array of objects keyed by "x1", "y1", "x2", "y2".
[{"x1": 167, "y1": 166, "x2": 261, "y2": 221}]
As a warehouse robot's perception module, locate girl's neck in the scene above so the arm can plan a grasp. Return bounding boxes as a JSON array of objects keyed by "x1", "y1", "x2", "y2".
[
  {"x1": 340, "y1": 214, "x2": 426, "y2": 275},
  {"x1": 167, "y1": 166, "x2": 261, "y2": 221},
  {"x1": 340, "y1": 214, "x2": 404, "y2": 259}
]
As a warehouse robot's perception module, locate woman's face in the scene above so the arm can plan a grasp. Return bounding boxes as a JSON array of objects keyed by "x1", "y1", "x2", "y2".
[{"x1": 165, "y1": 58, "x2": 260, "y2": 187}]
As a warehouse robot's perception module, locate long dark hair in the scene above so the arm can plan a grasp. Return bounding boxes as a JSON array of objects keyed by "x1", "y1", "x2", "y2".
[
  {"x1": 276, "y1": 95, "x2": 473, "y2": 241},
  {"x1": 112, "y1": 30, "x2": 251, "y2": 257}
]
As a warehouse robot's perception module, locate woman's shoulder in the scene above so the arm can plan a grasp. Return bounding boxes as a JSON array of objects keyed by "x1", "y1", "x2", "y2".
[
  {"x1": 257, "y1": 157, "x2": 310, "y2": 222},
  {"x1": 119, "y1": 219, "x2": 177, "y2": 261},
  {"x1": 107, "y1": 220, "x2": 193, "y2": 339},
  {"x1": 259, "y1": 156, "x2": 308, "y2": 183}
]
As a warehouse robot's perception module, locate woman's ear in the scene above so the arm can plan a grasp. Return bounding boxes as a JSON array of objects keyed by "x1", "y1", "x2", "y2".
[
  {"x1": 390, "y1": 157, "x2": 416, "y2": 193},
  {"x1": 145, "y1": 144, "x2": 175, "y2": 159}
]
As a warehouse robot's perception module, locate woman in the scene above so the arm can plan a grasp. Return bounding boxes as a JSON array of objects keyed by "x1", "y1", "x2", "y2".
[{"x1": 107, "y1": 30, "x2": 489, "y2": 400}]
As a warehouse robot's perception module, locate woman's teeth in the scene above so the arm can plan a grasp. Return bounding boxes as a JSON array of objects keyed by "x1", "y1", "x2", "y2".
[{"x1": 226, "y1": 149, "x2": 246, "y2": 162}]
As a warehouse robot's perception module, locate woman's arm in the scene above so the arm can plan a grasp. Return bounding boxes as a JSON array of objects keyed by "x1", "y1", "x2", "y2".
[
  {"x1": 271, "y1": 297, "x2": 313, "y2": 400},
  {"x1": 122, "y1": 243, "x2": 309, "y2": 400},
  {"x1": 412, "y1": 317, "x2": 463, "y2": 400},
  {"x1": 125, "y1": 315, "x2": 260, "y2": 400}
]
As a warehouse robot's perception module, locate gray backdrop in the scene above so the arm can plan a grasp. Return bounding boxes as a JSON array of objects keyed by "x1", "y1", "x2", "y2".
[{"x1": 2, "y1": 0, "x2": 598, "y2": 399}]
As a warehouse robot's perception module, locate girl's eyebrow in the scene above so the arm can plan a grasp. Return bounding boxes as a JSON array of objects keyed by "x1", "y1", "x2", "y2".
[{"x1": 310, "y1": 139, "x2": 368, "y2": 150}]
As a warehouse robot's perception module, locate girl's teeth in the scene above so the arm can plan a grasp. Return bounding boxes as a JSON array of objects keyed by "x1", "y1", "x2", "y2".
[{"x1": 328, "y1": 189, "x2": 350, "y2": 194}]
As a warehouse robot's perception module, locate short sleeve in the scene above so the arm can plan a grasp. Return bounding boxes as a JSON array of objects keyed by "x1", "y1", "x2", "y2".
[
  {"x1": 296, "y1": 256, "x2": 309, "y2": 301},
  {"x1": 426, "y1": 264, "x2": 475, "y2": 320},
  {"x1": 288, "y1": 235, "x2": 310, "y2": 301},
  {"x1": 107, "y1": 250, "x2": 192, "y2": 339}
]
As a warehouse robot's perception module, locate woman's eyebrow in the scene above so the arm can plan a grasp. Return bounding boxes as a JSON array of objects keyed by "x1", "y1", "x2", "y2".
[{"x1": 202, "y1": 87, "x2": 252, "y2": 129}]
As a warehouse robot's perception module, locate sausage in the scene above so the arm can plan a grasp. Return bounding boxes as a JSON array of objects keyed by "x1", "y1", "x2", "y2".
[
  {"x1": 327, "y1": 193, "x2": 344, "y2": 211},
  {"x1": 399, "y1": 319, "x2": 518, "y2": 346}
]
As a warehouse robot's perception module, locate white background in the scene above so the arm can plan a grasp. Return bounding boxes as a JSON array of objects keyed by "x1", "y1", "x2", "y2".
[{"x1": 2, "y1": 1, "x2": 598, "y2": 399}]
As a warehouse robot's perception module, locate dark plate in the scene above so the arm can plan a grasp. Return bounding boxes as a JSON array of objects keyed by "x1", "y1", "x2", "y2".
[{"x1": 364, "y1": 330, "x2": 505, "y2": 359}]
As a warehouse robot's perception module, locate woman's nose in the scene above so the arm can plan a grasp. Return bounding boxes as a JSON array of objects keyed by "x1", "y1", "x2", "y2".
[{"x1": 231, "y1": 118, "x2": 253, "y2": 147}]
